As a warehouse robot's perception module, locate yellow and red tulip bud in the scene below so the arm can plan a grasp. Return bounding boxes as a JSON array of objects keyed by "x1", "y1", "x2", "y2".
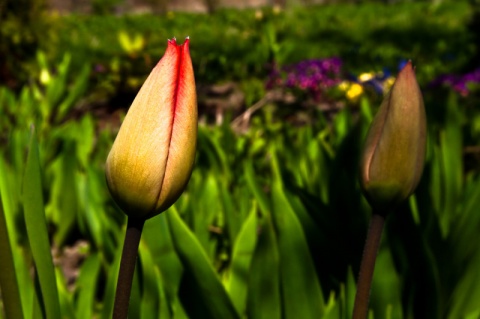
[
  {"x1": 106, "y1": 37, "x2": 197, "y2": 220},
  {"x1": 359, "y1": 61, "x2": 426, "y2": 212}
]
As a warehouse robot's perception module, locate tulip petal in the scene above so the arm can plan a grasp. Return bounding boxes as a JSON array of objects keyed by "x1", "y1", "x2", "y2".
[
  {"x1": 154, "y1": 38, "x2": 197, "y2": 216},
  {"x1": 106, "y1": 38, "x2": 197, "y2": 219},
  {"x1": 360, "y1": 61, "x2": 426, "y2": 211}
]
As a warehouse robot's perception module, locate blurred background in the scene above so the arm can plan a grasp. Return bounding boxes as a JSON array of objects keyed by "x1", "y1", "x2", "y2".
[{"x1": 1, "y1": 0, "x2": 480, "y2": 318}]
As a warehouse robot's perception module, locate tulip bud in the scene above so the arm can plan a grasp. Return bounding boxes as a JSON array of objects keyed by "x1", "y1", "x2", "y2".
[
  {"x1": 106, "y1": 37, "x2": 197, "y2": 220},
  {"x1": 359, "y1": 61, "x2": 426, "y2": 212}
]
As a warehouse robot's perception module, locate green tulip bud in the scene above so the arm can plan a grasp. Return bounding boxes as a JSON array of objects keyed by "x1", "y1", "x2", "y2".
[
  {"x1": 106, "y1": 38, "x2": 197, "y2": 220},
  {"x1": 359, "y1": 61, "x2": 426, "y2": 212}
]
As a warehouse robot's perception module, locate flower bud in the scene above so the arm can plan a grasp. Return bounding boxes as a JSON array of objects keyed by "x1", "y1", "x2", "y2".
[
  {"x1": 359, "y1": 61, "x2": 426, "y2": 212},
  {"x1": 106, "y1": 38, "x2": 197, "y2": 220}
]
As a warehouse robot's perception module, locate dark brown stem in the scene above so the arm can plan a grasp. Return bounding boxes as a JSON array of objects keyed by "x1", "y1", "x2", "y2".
[
  {"x1": 113, "y1": 217, "x2": 145, "y2": 319},
  {"x1": 352, "y1": 213, "x2": 385, "y2": 319}
]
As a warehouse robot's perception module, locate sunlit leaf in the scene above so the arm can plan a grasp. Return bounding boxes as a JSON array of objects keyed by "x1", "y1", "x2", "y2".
[
  {"x1": 22, "y1": 128, "x2": 61, "y2": 319},
  {"x1": 0, "y1": 175, "x2": 24, "y2": 319},
  {"x1": 75, "y1": 253, "x2": 101, "y2": 318}
]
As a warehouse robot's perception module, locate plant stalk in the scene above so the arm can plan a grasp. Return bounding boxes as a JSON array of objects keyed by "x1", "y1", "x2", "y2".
[
  {"x1": 352, "y1": 213, "x2": 385, "y2": 319},
  {"x1": 113, "y1": 217, "x2": 145, "y2": 319}
]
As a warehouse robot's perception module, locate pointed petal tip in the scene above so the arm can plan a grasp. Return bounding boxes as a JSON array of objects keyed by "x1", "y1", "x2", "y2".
[
  {"x1": 403, "y1": 60, "x2": 415, "y2": 72},
  {"x1": 167, "y1": 36, "x2": 189, "y2": 47},
  {"x1": 398, "y1": 60, "x2": 417, "y2": 81}
]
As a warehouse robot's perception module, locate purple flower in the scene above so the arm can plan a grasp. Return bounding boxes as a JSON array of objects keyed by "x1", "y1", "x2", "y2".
[
  {"x1": 266, "y1": 58, "x2": 343, "y2": 100},
  {"x1": 430, "y1": 68, "x2": 480, "y2": 96}
]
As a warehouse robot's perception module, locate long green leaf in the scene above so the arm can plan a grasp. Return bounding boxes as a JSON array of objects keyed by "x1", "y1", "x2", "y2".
[
  {"x1": 75, "y1": 253, "x2": 101, "y2": 318},
  {"x1": 271, "y1": 181, "x2": 325, "y2": 318},
  {"x1": 193, "y1": 173, "x2": 221, "y2": 259},
  {"x1": 227, "y1": 201, "x2": 258, "y2": 316},
  {"x1": 138, "y1": 241, "x2": 160, "y2": 319},
  {"x1": 371, "y1": 248, "x2": 403, "y2": 319},
  {"x1": 100, "y1": 235, "x2": 123, "y2": 319},
  {"x1": 23, "y1": 128, "x2": 61, "y2": 319},
  {"x1": 244, "y1": 159, "x2": 270, "y2": 215},
  {"x1": 167, "y1": 207, "x2": 240, "y2": 319},
  {"x1": 0, "y1": 156, "x2": 36, "y2": 318},
  {"x1": 143, "y1": 212, "x2": 183, "y2": 308},
  {"x1": 55, "y1": 267, "x2": 75, "y2": 319},
  {"x1": 0, "y1": 187, "x2": 24, "y2": 319},
  {"x1": 247, "y1": 213, "x2": 281, "y2": 319},
  {"x1": 448, "y1": 240, "x2": 480, "y2": 318},
  {"x1": 46, "y1": 141, "x2": 78, "y2": 246},
  {"x1": 438, "y1": 92, "x2": 463, "y2": 236}
]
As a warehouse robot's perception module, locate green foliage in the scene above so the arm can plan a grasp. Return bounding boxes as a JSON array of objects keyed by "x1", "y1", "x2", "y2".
[
  {"x1": 1, "y1": 2, "x2": 480, "y2": 318},
  {"x1": 33, "y1": 1, "x2": 474, "y2": 102},
  {"x1": 23, "y1": 128, "x2": 61, "y2": 319},
  {"x1": 2, "y1": 73, "x2": 480, "y2": 317},
  {"x1": 0, "y1": 161, "x2": 24, "y2": 319},
  {"x1": 0, "y1": 0, "x2": 51, "y2": 88}
]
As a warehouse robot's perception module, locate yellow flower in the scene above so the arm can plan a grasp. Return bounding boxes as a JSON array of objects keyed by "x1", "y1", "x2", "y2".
[
  {"x1": 347, "y1": 83, "x2": 364, "y2": 100},
  {"x1": 358, "y1": 72, "x2": 374, "y2": 82}
]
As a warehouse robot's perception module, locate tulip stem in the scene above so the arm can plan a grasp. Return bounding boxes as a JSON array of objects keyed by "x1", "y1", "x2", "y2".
[
  {"x1": 352, "y1": 213, "x2": 385, "y2": 319},
  {"x1": 113, "y1": 217, "x2": 145, "y2": 319}
]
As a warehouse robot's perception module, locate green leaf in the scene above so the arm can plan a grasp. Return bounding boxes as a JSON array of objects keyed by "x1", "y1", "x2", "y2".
[
  {"x1": 22, "y1": 128, "x2": 61, "y2": 319},
  {"x1": 271, "y1": 181, "x2": 325, "y2": 318},
  {"x1": 345, "y1": 266, "x2": 356, "y2": 319},
  {"x1": 75, "y1": 253, "x2": 101, "y2": 318},
  {"x1": 247, "y1": 213, "x2": 281, "y2": 319},
  {"x1": 437, "y1": 92, "x2": 463, "y2": 236},
  {"x1": 167, "y1": 207, "x2": 240, "y2": 319},
  {"x1": 100, "y1": 236, "x2": 123, "y2": 319},
  {"x1": 138, "y1": 241, "x2": 161, "y2": 319},
  {"x1": 371, "y1": 248, "x2": 403, "y2": 319},
  {"x1": 448, "y1": 248, "x2": 480, "y2": 318},
  {"x1": 75, "y1": 114, "x2": 96, "y2": 169},
  {"x1": 77, "y1": 168, "x2": 104, "y2": 250},
  {"x1": 55, "y1": 267, "x2": 75, "y2": 319},
  {"x1": 450, "y1": 177, "x2": 480, "y2": 265},
  {"x1": 0, "y1": 177, "x2": 24, "y2": 319},
  {"x1": 227, "y1": 202, "x2": 258, "y2": 316},
  {"x1": 244, "y1": 159, "x2": 270, "y2": 215},
  {"x1": 193, "y1": 173, "x2": 221, "y2": 259},
  {"x1": 45, "y1": 141, "x2": 78, "y2": 246},
  {"x1": 323, "y1": 291, "x2": 341, "y2": 319},
  {"x1": 143, "y1": 212, "x2": 183, "y2": 307},
  {"x1": 55, "y1": 64, "x2": 90, "y2": 123},
  {"x1": 219, "y1": 178, "x2": 242, "y2": 244}
]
